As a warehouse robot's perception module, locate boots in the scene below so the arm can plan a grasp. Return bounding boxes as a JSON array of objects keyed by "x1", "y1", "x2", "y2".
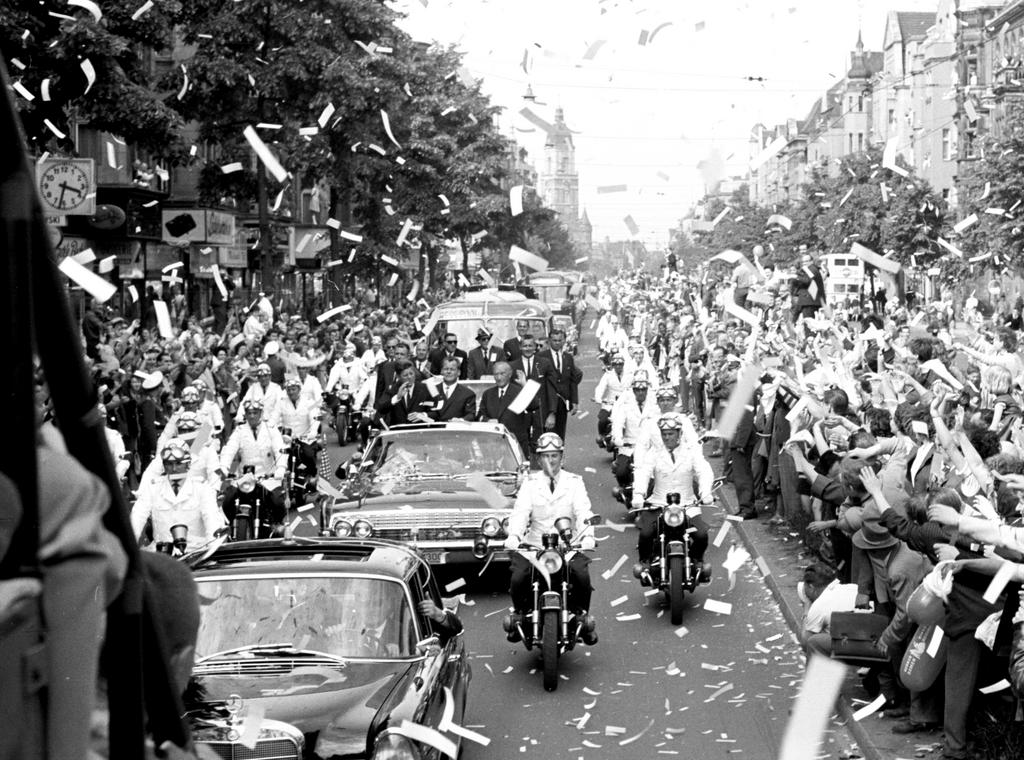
[
  {"x1": 503, "y1": 612, "x2": 523, "y2": 643},
  {"x1": 579, "y1": 613, "x2": 598, "y2": 646}
]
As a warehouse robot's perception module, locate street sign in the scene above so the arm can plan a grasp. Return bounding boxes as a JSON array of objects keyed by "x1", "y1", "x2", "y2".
[
  {"x1": 36, "y1": 158, "x2": 96, "y2": 216},
  {"x1": 45, "y1": 214, "x2": 67, "y2": 227}
]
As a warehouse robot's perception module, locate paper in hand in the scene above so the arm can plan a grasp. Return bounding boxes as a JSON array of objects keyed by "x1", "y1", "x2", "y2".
[{"x1": 716, "y1": 364, "x2": 761, "y2": 442}]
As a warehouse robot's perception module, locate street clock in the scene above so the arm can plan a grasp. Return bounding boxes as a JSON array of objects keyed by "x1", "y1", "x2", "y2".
[{"x1": 36, "y1": 158, "x2": 96, "y2": 216}]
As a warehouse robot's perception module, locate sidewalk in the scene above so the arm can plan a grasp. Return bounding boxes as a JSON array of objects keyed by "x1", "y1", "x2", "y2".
[{"x1": 722, "y1": 496, "x2": 945, "y2": 760}]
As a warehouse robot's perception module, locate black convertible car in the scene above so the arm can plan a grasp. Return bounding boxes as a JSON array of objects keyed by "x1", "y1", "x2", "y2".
[{"x1": 184, "y1": 537, "x2": 472, "y2": 759}]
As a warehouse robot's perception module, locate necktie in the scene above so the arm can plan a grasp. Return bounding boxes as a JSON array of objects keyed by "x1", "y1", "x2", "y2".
[
  {"x1": 499, "y1": 387, "x2": 505, "y2": 399},
  {"x1": 669, "y1": 449, "x2": 675, "y2": 464},
  {"x1": 526, "y1": 358, "x2": 532, "y2": 376},
  {"x1": 405, "y1": 388, "x2": 411, "y2": 405},
  {"x1": 549, "y1": 477, "x2": 556, "y2": 493},
  {"x1": 554, "y1": 353, "x2": 561, "y2": 373}
]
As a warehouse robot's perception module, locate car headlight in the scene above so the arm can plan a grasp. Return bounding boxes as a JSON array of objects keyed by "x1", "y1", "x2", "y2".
[
  {"x1": 370, "y1": 732, "x2": 422, "y2": 760},
  {"x1": 539, "y1": 549, "x2": 563, "y2": 574},
  {"x1": 481, "y1": 517, "x2": 501, "y2": 537},
  {"x1": 663, "y1": 506, "x2": 685, "y2": 528},
  {"x1": 501, "y1": 516, "x2": 510, "y2": 530},
  {"x1": 353, "y1": 519, "x2": 373, "y2": 538},
  {"x1": 334, "y1": 520, "x2": 353, "y2": 537}
]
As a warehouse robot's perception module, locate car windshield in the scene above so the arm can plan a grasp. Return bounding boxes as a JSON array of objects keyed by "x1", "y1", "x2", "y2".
[
  {"x1": 530, "y1": 284, "x2": 571, "y2": 304},
  {"x1": 195, "y1": 575, "x2": 418, "y2": 660},
  {"x1": 372, "y1": 429, "x2": 519, "y2": 483}
]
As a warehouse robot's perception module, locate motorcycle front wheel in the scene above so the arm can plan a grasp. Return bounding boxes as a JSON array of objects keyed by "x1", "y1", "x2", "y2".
[
  {"x1": 668, "y1": 555, "x2": 685, "y2": 625},
  {"x1": 336, "y1": 411, "x2": 349, "y2": 446},
  {"x1": 541, "y1": 608, "x2": 560, "y2": 692}
]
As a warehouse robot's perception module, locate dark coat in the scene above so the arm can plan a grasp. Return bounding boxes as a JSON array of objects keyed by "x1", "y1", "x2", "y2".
[
  {"x1": 427, "y1": 383, "x2": 477, "y2": 422},
  {"x1": 427, "y1": 347, "x2": 469, "y2": 379},
  {"x1": 478, "y1": 382, "x2": 530, "y2": 452},
  {"x1": 466, "y1": 345, "x2": 505, "y2": 380},
  {"x1": 375, "y1": 381, "x2": 434, "y2": 426},
  {"x1": 509, "y1": 354, "x2": 556, "y2": 417},
  {"x1": 537, "y1": 348, "x2": 582, "y2": 409}
]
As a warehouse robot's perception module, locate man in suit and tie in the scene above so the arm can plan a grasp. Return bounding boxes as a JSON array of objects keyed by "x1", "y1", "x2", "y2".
[
  {"x1": 503, "y1": 320, "x2": 530, "y2": 362},
  {"x1": 427, "y1": 332, "x2": 468, "y2": 379},
  {"x1": 478, "y1": 362, "x2": 530, "y2": 455},
  {"x1": 538, "y1": 328, "x2": 582, "y2": 439},
  {"x1": 374, "y1": 361, "x2": 433, "y2": 426},
  {"x1": 466, "y1": 328, "x2": 503, "y2": 380},
  {"x1": 374, "y1": 342, "x2": 411, "y2": 402},
  {"x1": 509, "y1": 334, "x2": 556, "y2": 454},
  {"x1": 428, "y1": 357, "x2": 477, "y2": 422}
]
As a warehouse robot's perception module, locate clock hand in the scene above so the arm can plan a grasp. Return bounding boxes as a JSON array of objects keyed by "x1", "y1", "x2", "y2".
[{"x1": 58, "y1": 181, "x2": 83, "y2": 199}]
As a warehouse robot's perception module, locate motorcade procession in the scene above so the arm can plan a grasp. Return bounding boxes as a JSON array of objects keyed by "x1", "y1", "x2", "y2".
[{"x1": 12, "y1": 1, "x2": 1024, "y2": 759}]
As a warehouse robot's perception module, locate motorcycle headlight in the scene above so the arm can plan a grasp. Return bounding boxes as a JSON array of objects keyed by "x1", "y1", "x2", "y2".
[
  {"x1": 481, "y1": 517, "x2": 501, "y2": 537},
  {"x1": 501, "y1": 517, "x2": 510, "y2": 531},
  {"x1": 239, "y1": 475, "x2": 256, "y2": 494},
  {"x1": 539, "y1": 549, "x2": 563, "y2": 575},
  {"x1": 370, "y1": 732, "x2": 422, "y2": 760},
  {"x1": 353, "y1": 519, "x2": 373, "y2": 538},
  {"x1": 334, "y1": 520, "x2": 353, "y2": 537},
  {"x1": 663, "y1": 506, "x2": 685, "y2": 528}
]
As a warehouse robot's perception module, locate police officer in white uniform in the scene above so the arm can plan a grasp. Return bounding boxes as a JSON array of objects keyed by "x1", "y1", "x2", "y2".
[
  {"x1": 235, "y1": 363, "x2": 283, "y2": 422},
  {"x1": 138, "y1": 411, "x2": 222, "y2": 495},
  {"x1": 130, "y1": 438, "x2": 226, "y2": 552},
  {"x1": 503, "y1": 433, "x2": 598, "y2": 645},
  {"x1": 632, "y1": 413, "x2": 714, "y2": 581},
  {"x1": 219, "y1": 399, "x2": 287, "y2": 533},
  {"x1": 593, "y1": 352, "x2": 627, "y2": 447}
]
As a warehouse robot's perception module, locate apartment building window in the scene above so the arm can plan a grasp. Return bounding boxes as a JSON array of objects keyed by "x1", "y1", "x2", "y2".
[
  {"x1": 848, "y1": 133, "x2": 854, "y2": 153},
  {"x1": 942, "y1": 128, "x2": 956, "y2": 161},
  {"x1": 857, "y1": 133, "x2": 864, "y2": 152},
  {"x1": 888, "y1": 108, "x2": 894, "y2": 124}
]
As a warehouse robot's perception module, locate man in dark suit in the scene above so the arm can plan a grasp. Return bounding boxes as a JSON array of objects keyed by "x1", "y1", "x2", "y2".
[
  {"x1": 509, "y1": 334, "x2": 556, "y2": 453},
  {"x1": 466, "y1": 328, "x2": 504, "y2": 380},
  {"x1": 428, "y1": 357, "x2": 477, "y2": 422},
  {"x1": 427, "y1": 332, "x2": 468, "y2": 379},
  {"x1": 374, "y1": 361, "x2": 433, "y2": 426},
  {"x1": 478, "y1": 361, "x2": 530, "y2": 455},
  {"x1": 503, "y1": 319, "x2": 530, "y2": 362},
  {"x1": 374, "y1": 342, "x2": 411, "y2": 402},
  {"x1": 538, "y1": 328, "x2": 583, "y2": 439}
]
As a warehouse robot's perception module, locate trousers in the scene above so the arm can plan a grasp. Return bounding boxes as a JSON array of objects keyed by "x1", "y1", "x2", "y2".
[
  {"x1": 635, "y1": 509, "x2": 709, "y2": 565},
  {"x1": 509, "y1": 551, "x2": 593, "y2": 613}
]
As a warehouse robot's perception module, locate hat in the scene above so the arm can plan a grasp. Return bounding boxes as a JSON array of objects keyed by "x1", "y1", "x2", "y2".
[
  {"x1": 283, "y1": 376, "x2": 302, "y2": 390},
  {"x1": 256, "y1": 362, "x2": 272, "y2": 375},
  {"x1": 656, "y1": 386, "x2": 678, "y2": 400},
  {"x1": 536, "y1": 432, "x2": 564, "y2": 454},
  {"x1": 142, "y1": 371, "x2": 164, "y2": 391},
  {"x1": 610, "y1": 353, "x2": 625, "y2": 365},
  {"x1": 476, "y1": 328, "x2": 492, "y2": 340},
  {"x1": 242, "y1": 399, "x2": 264, "y2": 413},
  {"x1": 851, "y1": 515, "x2": 899, "y2": 551},
  {"x1": 133, "y1": 370, "x2": 149, "y2": 382},
  {"x1": 631, "y1": 371, "x2": 650, "y2": 388},
  {"x1": 160, "y1": 438, "x2": 191, "y2": 463},
  {"x1": 657, "y1": 413, "x2": 683, "y2": 430},
  {"x1": 264, "y1": 340, "x2": 280, "y2": 356},
  {"x1": 175, "y1": 411, "x2": 201, "y2": 436}
]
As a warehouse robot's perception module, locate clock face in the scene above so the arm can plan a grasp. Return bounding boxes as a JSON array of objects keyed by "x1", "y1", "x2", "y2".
[{"x1": 39, "y1": 162, "x2": 90, "y2": 212}]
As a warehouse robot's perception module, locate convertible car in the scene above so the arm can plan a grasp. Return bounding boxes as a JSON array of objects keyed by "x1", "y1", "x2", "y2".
[
  {"x1": 331, "y1": 421, "x2": 525, "y2": 566},
  {"x1": 185, "y1": 537, "x2": 472, "y2": 759}
]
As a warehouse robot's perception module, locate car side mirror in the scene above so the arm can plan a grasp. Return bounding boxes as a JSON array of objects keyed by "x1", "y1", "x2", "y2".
[{"x1": 415, "y1": 634, "x2": 440, "y2": 654}]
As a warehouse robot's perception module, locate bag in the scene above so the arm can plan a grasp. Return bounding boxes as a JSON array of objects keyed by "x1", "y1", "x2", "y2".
[
  {"x1": 908, "y1": 561, "x2": 954, "y2": 627},
  {"x1": 900, "y1": 623, "x2": 947, "y2": 691},
  {"x1": 829, "y1": 611, "x2": 890, "y2": 663}
]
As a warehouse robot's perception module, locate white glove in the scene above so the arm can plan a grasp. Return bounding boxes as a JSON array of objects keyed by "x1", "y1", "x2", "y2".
[
  {"x1": 631, "y1": 496, "x2": 644, "y2": 509},
  {"x1": 503, "y1": 535, "x2": 520, "y2": 551},
  {"x1": 580, "y1": 536, "x2": 596, "y2": 551}
]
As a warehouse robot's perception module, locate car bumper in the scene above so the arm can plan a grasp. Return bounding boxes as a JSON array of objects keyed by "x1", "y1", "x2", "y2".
[{"x1": 411, "y1": 543, "x2": 511, "y2": 565}]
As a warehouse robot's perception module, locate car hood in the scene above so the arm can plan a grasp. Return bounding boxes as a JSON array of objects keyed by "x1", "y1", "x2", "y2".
[
  {"x1": 195, "y1": 659, "x2": 418, "y2": 753},
  {"x1": 339, "y1": 488, "x2": 513, "y2": 510}
]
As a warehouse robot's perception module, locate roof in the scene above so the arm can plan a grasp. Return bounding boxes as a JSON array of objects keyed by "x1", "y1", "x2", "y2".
[
  {"x1": 187, "y1": 537, "x2": 423, "y2": 578},
  {"x1": 896, "y1": 11, "x2": 935, "y2": 41},
  {"x1": 848, "y1": 50, "x2": 884, "y2": 79}
]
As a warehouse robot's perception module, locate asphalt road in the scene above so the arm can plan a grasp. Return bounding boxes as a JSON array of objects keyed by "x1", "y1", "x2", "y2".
[{"x1": 322, "y1": 334, "x2": 854, "y2": 760}]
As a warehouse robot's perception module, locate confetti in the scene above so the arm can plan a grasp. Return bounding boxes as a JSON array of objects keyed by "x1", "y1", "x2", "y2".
[
  {"x1": 602, "y1": 555, "x2": 629, "y2": 581},
  {"x1": 59, "y1": 257, "x2": 115, "y2": 303},
  {"x1": 445, "y1": 578, "x2": 466, "y2": 593},
  {"x1": 851, "y1": 694, "x2": 886, "y2": 721},
  {"x1": 12, "y1": 81, "x2": 34, "y2": 102},
  {"x1": 243, "y1": 125, "x2": 288, "y2": 183},
  {"x1": 394, "y1": 720, "x2": 457, "y2": 758},
  {"x1": 220, "y1": 162, "x2": 243, "y2": 174},
  {"x1": 509, "y1": 244, "x2": 548, "y2": 272},
  {"x1": 980, "y1": 679, "x2": 1011, "y2": 694},
  {"x1": 983, "y1": 561, "x2": 1016, "y2": 604},
  {"x1": 779, "y1": 655, "x2": 846, "y2": 760},
  {"x1": 510, "y1": 185, "x2": 524, "y2": 216},
  {"x1": 131, "y1": 0, "x2": 153, "y2": 19},
  {"x1": 69, "y1": 0, "x2": 102, "y2": 22},
  {"x1": 381, "y1": 109, "x2": 402, "y2": 149},
  {"x1": 80, "y1": 59, "x2": 96, "y2": 95},
  {"x1": 703, "y1": 599, "x2": 732, "y2": 615}
]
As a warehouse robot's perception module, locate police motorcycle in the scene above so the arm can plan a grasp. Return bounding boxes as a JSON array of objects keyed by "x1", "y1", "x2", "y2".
[
  {"x1": 280, "y1": 426, "x2": 322, "y2": 509},
  {"x1": 492, "y1": 516, "x2": 601, "y2": 692},
  {"x1": 630, "y1": 492, "x2": 712, "y2": 625},
  {"x1": 220, "y1": 466, "x2": 284, "y2": 541},
  {"x1": 322, "y1": 385, "x2": 361, "y2": 446},
  {"x1": 153, "y1": 523, "x2": 229, "y2": 558}
]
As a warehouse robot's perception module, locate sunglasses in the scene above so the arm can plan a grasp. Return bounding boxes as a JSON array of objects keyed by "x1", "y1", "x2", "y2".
[{"x1": 445, "y1": 340, "x2": 458, "y2": 345}]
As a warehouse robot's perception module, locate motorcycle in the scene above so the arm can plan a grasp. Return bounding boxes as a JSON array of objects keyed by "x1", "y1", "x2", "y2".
[
  {"x1": 281, "y1": 429, "x2": 322, "y2": 510},
  {"x1": 323, "y1": 387, "x2": 361, "y2": 446},
  {"x1": 494, "y1": 516, "x2": 600, "y2": 692},
  {"x1": 221, "y1": 467, "x2": 283, "y2": 541},
  {"x1": 631, "y1": 493, "x2": 711, "y2": 625}
]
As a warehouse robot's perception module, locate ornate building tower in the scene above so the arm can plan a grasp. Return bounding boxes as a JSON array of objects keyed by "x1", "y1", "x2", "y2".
[{"x1": 538, "y1": 107, "x2": 591, "y2": 256}]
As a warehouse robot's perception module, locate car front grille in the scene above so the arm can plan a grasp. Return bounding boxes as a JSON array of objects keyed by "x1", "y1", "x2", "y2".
[
  {"x1": 197, "y1": 738, "x2": 300, "y2": 760},
  {"x1": 348, "y1": 509, "x2": 499, "y2": 532},
  {"x1": 192, "y1": 657, "x2": 345, "y2": 677},
  {"x1": 374, "y1": 527, "x2": 475, "y2": 541}
]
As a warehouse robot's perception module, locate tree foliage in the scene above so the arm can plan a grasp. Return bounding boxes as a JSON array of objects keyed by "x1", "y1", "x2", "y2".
[{"x1": 1, "y1": 0, "x2": 187, "y2": 156}]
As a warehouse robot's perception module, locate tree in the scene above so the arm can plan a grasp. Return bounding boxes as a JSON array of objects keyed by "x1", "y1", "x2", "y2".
[
  {"x1": 1, "y1": 0, "x2": 187, "y2": 156},
  {"x1": 696, "y1": 185, "x2": 771, "y2": 261},
  {"x1": 956, "y1": 102, "x2": 1024, "y2": 275}
]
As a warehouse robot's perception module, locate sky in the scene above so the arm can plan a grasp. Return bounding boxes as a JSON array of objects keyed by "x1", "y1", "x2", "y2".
[{"x1": 394, "y1": 0, "x2": 940, "y2": 249}]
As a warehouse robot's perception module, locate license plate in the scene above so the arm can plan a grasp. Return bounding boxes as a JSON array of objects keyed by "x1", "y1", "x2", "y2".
[{"x1": 420, "y1": 549, "x2": 447, "y2": 564}]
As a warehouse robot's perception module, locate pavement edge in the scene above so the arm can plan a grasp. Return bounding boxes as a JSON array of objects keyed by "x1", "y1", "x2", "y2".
[{"x1": 727, "y1": 508, "x2": 884, "y2": 760}]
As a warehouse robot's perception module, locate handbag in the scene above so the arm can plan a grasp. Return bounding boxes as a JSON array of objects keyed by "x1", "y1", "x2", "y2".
[
  {"x1": 829, "y1": 611, "x2": 891, "y2": 663},
  {"x1": 900, "y1": 623, "x2": 947, "y2": 691}
]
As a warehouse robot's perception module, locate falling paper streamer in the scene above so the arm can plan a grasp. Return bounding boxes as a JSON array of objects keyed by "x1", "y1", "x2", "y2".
[
  {"x1": 131, "y1": 0, "x2": 153, "y2": 19},
  {"x1": 623, "y1": 215, "x2": 639, "y2": 236},
  {"x1": 851, "y1": 694, "x2": 887, "y2": 721},
  {"x1": 983, "y1": 561, "x2": 1016, "y2": 604},
  {"x1": 980, "y1": 181, "x2": 991, "y2": 201},
  {"x1": 766, "y1": 214, "x2": 792, "y2": 231},
  {"x1": 243, "y1": 125, "x2": 288, "y2": 183},
  {"x1": 220, "y1": 162, "x2": 243, "y2": 174},
  {"x1": 506, "y1": 380, "x2": 541, "y2": 415},
  {"x1": 583, "y1": 40, "x2": 606, "y2": 59},
  {"x1": 318, "y1": 103, "x2": 335, "y2": 129},
  {"x1": 340, "y1": 230, "x2": 363, "y2": 243},
  {"x1": 648, "y1": 21, "x2": 674, "y2": 43},
  {"x1": 518, "y1": 107, "x2": 555, "y2": 134},
  {"x1": 597, "y1": 184, "x2": 627, "y2": 194},
  {"x1": 509, "y1": 245, "x2": 548, "y2": 272},
  {"x1": 396, "y1": 219, "x2": 413, "y2": 247},
  {"x1": 851, "y1": 242, "x2": 901, "y2": 274},
  {"x1": 69, "y1": 0, "x2": 103, "y2": 22},
  {"x1": 80, "y1": 59, "x2": 96, "y2": 95},
  {"x1": 979, "y1": 679, "x2": 1011, "y2": 694},
  {"x1": 73, "y1": 248, "x2": 97, "y2": 265},
  {"x1": 381, "y1": 109, "x2": 402, "y2": 149},
  {"x1": 12, "y1": 81, "x2": 33, "y2": 101},
  {"x1": 936, "y1": 237, "x2": 964, "y2": 258},
  {"x1": 153, "y1": 300, "x2": 174, "y2": 339},
  {"x1": 509, "y1": 185, "x2": 524, "y2": 216},
  {"x1": 749, "y1": 135, "x2": 786, "y2": 172},
  {"x1": 387, "y1": 272, "x2": 399, "y2": 287},
  {"x1": 59, "y1": 258, "x2": 116, "y2": 303},
  {"x1": 316, "y1": 304, "x2": 351, "y2": 324},
  {"x1": 41, "y1": 79, "x2": 52, "y2": 101},
  {"x1": 953, "y1": 213, "x2": 978, "y2": 234},
  {"x1": 98, "y1": 255, "x2": 116, "y2": 274},
  {"x1": 177, "y1": 65, "x2": 189, "y2": 100},
  {"x1": 716, "y1": 364, "x2": 761, "y2": 441},
  {"x1": 778, "y1": 655, "x2": 847, "y2": 760},
  {"x1": 211, "y1": 264, "x2": 228, "y2": 299}
]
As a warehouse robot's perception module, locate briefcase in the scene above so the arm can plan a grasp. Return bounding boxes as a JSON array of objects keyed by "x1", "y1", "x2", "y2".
[{"x1": 829, "y1": 611, "x2": 890, "y2": 663}]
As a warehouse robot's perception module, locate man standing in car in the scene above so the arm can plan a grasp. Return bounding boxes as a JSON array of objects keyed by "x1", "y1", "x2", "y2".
[{"x1": 538, "y1": 328, "x2": 582, "y2": 439}]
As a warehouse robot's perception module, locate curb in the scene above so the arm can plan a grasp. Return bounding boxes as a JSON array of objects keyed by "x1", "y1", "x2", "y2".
[{"x1": 722, "y1": 499, "x2": 884, "y2": 760}]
